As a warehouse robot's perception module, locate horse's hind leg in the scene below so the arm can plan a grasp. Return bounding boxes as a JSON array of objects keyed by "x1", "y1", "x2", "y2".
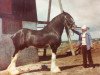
[
  {"x1": 13, "y1": 49, "x2": 19, "y2": 57},
  {"x1": 7, "y1": 51, "x2": 21, "y2": 75},
  {"x1": 43, "y1": 48, "x2": 47, "y2": 57}
]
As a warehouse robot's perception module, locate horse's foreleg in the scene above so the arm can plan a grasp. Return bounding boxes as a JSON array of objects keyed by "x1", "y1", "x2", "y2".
[
  {"x1": 51, "y1": 52, "x2": 61, "y2": 73},
  {"x1": 7, "y1": 51, "x2": 21, "y2": 75}
]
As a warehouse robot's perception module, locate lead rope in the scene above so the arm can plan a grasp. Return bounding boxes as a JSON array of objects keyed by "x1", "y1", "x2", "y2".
[{"x1": 67, "y1": 27, "x2": 75, "y2": 56}]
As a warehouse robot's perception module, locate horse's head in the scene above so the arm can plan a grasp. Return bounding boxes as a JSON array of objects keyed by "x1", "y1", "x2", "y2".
[{"x1": 62, "y1": 11, "x2": 76, "y2": 29}]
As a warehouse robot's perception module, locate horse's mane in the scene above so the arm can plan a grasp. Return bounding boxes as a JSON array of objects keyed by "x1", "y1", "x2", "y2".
[
  {"x1": 43, "y1": 11, "x2": 74, "y2": 31},
  {"x1": 49, "y1": 13, "x2": 62, "y2": 24},
  {"x1": 43, "y1": 13, "x2": 63, "y2": 31}
]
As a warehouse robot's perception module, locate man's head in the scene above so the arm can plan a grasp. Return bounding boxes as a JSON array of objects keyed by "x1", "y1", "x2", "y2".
[{"x1": 81, "y1": 25, "x2": 88, "y2": 32}]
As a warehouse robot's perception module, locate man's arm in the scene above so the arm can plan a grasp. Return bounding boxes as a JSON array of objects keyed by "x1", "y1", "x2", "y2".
[
  {"x1": 88, "y1": 33, "x2": 93, "y2": 47},
  {"x1": 71, "y1": 29, "x2": 81, "y2": 35}
]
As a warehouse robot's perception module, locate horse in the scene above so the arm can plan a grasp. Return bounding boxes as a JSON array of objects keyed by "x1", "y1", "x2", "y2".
[{"x1": 10, "y1": 11, "x2": 75, "y2": 73}]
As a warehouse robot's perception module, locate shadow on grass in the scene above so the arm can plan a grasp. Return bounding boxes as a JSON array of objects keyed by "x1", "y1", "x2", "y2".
[
  {"x1": 29, "y1": 64, "x2": 81, "y2": 72},
  {"x1": 25, "y1": 63, "x2": 100, "y2": 74},
  {"x1": 94, "y1": 63, "x2": 100, "y2": 67},
  {"x1": 39, "y1": 53, "x2": 72, "y2": 61},
  {"x1": 60, "y1": 65, "x2": 82, "y2": 71},
  {"x1": 61, "y1": 63, "x2": 100, "y2": 71}
]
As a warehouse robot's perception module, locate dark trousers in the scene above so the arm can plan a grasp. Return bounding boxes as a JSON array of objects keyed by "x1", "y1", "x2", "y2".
[{"x1": 81, "y1": 45, "x2": 94, "y2": 68}]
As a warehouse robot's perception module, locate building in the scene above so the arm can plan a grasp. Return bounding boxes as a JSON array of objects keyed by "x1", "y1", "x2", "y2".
[{"x1": 0, "y1": 0, "x2": 37, "y2": 34}]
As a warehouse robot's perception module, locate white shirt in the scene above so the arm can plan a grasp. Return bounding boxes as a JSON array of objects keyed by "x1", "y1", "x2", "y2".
[{"x1": 82, "y1": 32, "x2": 87, "y2": 45}]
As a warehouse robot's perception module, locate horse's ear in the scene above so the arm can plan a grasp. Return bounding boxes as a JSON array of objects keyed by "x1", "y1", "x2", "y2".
[
  {"x1": 62, "y1": 11, "x2": 65, "y2": 14},
  {"x1": 62, "y1": 11, "x2": 67, "y2": 16}
]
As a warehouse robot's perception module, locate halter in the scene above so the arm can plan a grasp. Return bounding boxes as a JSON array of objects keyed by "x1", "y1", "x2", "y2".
[{"x1": 64, "y1": 14, "x2": 75, "y2": 29}]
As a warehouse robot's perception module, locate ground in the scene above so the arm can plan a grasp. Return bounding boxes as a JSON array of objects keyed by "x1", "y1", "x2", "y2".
[{"x1": 20, "y1": 41, "x2": 100, "y2": 75}]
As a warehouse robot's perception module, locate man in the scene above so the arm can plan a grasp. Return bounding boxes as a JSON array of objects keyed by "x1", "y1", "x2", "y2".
[{"x1": 71, "y1": 25, "x2": 95, "y2": 68}]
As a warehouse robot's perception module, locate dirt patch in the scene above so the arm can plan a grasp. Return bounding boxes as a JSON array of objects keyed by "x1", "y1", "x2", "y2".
[{"x1": 21, "y1": 41, "x2": 100, "y2": 75}]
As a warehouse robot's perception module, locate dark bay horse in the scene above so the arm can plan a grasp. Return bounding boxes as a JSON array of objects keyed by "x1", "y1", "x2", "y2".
[{"x1": 11, "y1": 11, "x2": 75, "y2": 73}]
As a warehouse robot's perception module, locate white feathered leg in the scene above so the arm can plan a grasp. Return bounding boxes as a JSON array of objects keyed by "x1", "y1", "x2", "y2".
[
  {"x1": 7, "y1": 51, "x2": 21, "y2": 75},
  {"x1": 51, "y1": 52, "x2": 61, "y2": 73}
]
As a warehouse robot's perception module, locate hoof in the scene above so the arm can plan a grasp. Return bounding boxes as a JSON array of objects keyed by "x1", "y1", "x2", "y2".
[
  {"x1": 8, "y1": 67, "x2": 20, "y2": 75},
  {"x1": 51, "y1": 66, "x2": 61, "y2": 73}
]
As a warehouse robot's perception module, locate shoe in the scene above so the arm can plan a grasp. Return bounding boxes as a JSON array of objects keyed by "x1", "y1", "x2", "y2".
[
  {"x1": 83, "y1": 66, "x2": 88, "y2": 68},
  {"x1": 92, "y1": 65, "x2": 95, "y2": 68},
  {"x1": 89, "y1": 65, "x2": 95, "y2": 68}
]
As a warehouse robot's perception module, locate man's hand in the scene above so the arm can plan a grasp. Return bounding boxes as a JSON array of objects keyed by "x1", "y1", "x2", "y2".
[{"x1": 91, "y1": 44, "x2": 94, "y2": 49}]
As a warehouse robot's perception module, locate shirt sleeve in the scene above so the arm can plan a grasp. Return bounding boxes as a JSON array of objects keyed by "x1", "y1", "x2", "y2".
[{"x1": 71, "y1": 29, "x2": 81, "y2": 35}]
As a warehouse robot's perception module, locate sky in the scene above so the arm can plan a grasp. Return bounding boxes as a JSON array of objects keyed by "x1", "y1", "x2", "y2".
[{"x1": 36, "y1": 0, "x2": 100, "y2": 41}]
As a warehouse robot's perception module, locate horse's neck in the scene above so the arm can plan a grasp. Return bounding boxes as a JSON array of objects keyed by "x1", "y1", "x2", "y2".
[{"x1": 43, "y1": 20, "x2": 64, "y2": 36}]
